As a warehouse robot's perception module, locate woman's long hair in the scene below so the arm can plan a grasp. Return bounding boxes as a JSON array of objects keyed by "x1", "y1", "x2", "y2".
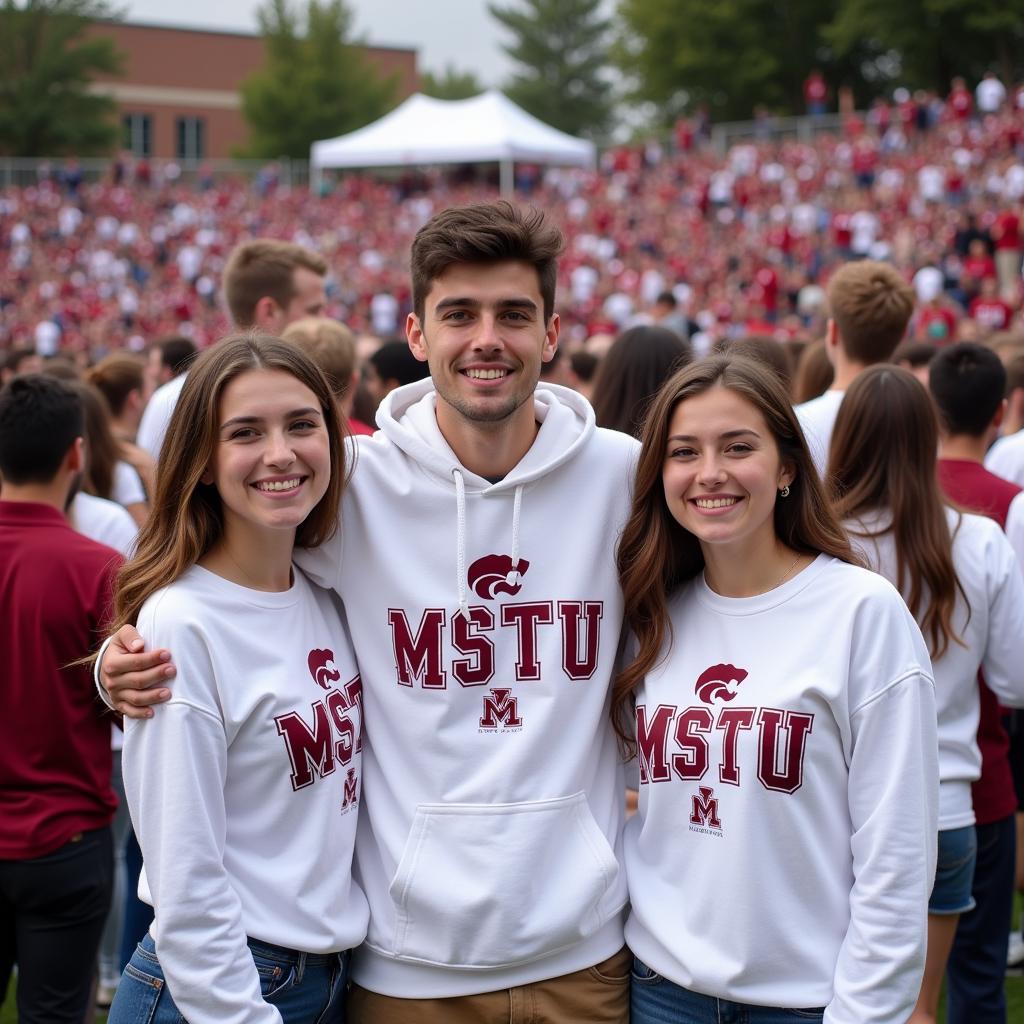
[
  {"x1": 73, "y1": 382, "x2": 121, "y2": 500},
  {"x1": 111, "y1": 334, "x2": 348, "y2": 631},
  {"x1": 591, "y1": 326, "x2": 692, "y2": 438},
  {"x1": 829, "y1": 365, "x2": 965, "y2": 659},
  {"x1": 613, "y1": 354, "x2": 858, "y2": 750}
]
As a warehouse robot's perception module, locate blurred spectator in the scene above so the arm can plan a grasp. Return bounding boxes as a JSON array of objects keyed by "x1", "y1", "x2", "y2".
[
  {"x1": 363, "y1": 339, "x2": 431, "y2": 411},
  {"x1": 796, "y1": 259, "x2": 914, "y2": 474},
  {"x1": 716, "y1": 335, "x2": 794, "y2": 388},
  {"x1": 568, "y1": 349, "x2": 600, "y2": 402},
  {"x1": 1, "y1": 348, "x2": 43, "y2": 385},
  {"x1": 591, "y1": 326, "x2": 692, "y2": 438},
  {"x1": 977, "y1": 72, "x2": 1008, "y2": 115},
  {"x1": 281, "y1": 316, "x2": 374, "y2": 436},
  {"x1": 0, "y1": 375, "x2": 120, "y2": 1024},
  {"x1": 144, "y1": 336, "x2": 197, "y2": 400},
  {"x1": 894, "y1": 340, "x2": 938, "y2": 386}
]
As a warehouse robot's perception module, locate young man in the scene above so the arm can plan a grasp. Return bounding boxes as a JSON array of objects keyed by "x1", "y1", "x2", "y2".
[
  {"x1": 99, "y1": 202, "x2": 639, "y2": 1023},
  {"x1": 929, "y1": 342, "x2": 1024, "y2": 1023},
  {"x1": 796, "y1": 259, "x2": 914, "y2": 476},
  {"x1": 136, "y1": 240, "x2": 328, "y2": 459},
  {"x1": 0, "y1": 376, "x2": 121, "y2": 1024}
]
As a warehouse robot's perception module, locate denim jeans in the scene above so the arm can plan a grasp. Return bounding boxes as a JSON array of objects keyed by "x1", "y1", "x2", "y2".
[
  {"x1": 631, "y1": 958, "x2": 825, "y2": 1024},
  {"x1": 108, "y1": 932, "x2": 349, "y2": 1024},
  {"x1": 946, "y1": 814, "x2": 1016, "y2": 1023}
]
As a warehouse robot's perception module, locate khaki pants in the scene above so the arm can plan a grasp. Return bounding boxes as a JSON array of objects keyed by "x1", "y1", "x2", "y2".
[{"x1": 346, "y1": 946, "x2": 631, "y2": 1024}]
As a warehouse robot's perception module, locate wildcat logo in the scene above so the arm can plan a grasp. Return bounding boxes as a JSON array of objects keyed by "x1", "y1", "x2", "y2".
[
  {"x1": 689, "y1": 786, "x2": 722, "y2": 832},
  {"x1": 695, "y1": 663, "x2": 747, "y2": 704},
  {"x1": 479, "y1": 687, "x2": 523, "y2": 730},
  {"x1": 468, "y1": 554, "x2": 530, "y2": 600},
  {"x1": 308, "y1": 648, "x2": 341, "y2": 690}
]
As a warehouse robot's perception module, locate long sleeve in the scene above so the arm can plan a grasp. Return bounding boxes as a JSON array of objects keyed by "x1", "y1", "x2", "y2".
[
  {"x1": 124, "y1": 617, "x2": 282, "y2": 1024},
  {"x1": 825, "y1": 673, "x2": 938, "y2": 1023}
]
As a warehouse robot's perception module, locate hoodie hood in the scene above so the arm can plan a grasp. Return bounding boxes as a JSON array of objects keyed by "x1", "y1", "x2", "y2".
[
  {"x1": 375, "y1": 378, "x2": 596, "y2": 493},
  {"x1": 375, "y1": 378, "x2": 597, "y2": 618}
]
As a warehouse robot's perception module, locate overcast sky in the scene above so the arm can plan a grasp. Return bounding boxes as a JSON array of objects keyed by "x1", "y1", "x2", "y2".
[{"x1": 123, "y1": 0, "x2": 514, "y2": 84}]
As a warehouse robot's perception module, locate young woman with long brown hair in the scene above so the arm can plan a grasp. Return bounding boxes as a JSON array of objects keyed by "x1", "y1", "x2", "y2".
[
  {"x1": 829, "y1": 365, "x2": 1024, "y2": 1024},
  {"x1": 615, "y1": 354, "x2": 938, "y2": 1023},
  {"x1": 107, "y1": 335, "x2": 367, "y2": 1024}
]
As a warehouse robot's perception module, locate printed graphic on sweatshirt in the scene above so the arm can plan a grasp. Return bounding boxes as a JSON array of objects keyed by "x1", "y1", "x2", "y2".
[
  {"x1": 273, "y1": 651, "x2": 362, "y2": 812},
  {"x1": 467, "y1": 553, "x2": 530, "y2": 599},
  {"x1": 636, "y1": 662, "x2": 815, "y2": 831},
  {"x1": 386, "y1": 600, "x2": 604, "y2": 691}
]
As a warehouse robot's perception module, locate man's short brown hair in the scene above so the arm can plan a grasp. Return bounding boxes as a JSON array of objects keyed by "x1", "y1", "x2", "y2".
[
  {"x1": 410, "y1": 201, "x2": 564, "y2": 323},
  {"x1": 827, "y1": 260, "x2": 914, "y2": 364},
  {"x1": 282, "y1": 317, "x2": 356, "y2": 398},
  {"x1": 223, "y1": 240, "x2": 327, "y2": 328}
]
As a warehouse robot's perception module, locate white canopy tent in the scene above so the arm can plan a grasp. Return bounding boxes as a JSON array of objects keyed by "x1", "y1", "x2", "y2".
[{"x1": 310, "y1": 90, "x2": 596, "y2": 194}]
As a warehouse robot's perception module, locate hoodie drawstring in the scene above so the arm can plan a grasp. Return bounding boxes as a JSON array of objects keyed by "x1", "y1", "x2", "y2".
[
  {"x1": 453, "y1": 470, "x2": 525, "y2": 621},
  {"x1": 454, "y1": 469, "x2": 470, "y2": 620}
]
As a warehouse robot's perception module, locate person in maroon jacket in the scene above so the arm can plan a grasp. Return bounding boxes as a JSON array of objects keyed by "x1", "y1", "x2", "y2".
[
  {"x1": 930, "y1": 343, "x2": 1024, "y2": 1023},
  {"x1": 0, "y1": 375, "x2": 121, "y2": 1024}
]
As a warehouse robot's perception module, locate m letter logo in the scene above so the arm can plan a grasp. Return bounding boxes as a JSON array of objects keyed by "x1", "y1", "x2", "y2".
[
  {"x1": 479, "y1": 687, "x2": 523, "y2": 729},
  {"x1": 342, "y1": 768, "x2": 358, "y2": 809},
  {"x1": 689, "y1": 786, "x2": 722, "y2": 830}
]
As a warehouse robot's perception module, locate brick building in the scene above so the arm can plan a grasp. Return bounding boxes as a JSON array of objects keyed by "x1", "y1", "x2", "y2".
[{"x1": 85, "y1": 22, "x2": 418, "y2": 160}]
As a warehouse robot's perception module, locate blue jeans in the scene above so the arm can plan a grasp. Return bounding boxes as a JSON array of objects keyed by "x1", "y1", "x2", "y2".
[
  {"x1": 946, "y1": 814, "x2": 1016, "y2": 1023},
  {"x1": 631, "y1": 958, "x2": 825, "y2": 1023},
  {"x1": 108, "y1": 932, "x2": 349, "y2": 1023}
]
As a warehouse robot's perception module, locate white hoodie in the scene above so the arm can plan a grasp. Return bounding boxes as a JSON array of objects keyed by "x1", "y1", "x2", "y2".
[{"x1": 297, "y1": 379, "x2": 639, "y2": 998}]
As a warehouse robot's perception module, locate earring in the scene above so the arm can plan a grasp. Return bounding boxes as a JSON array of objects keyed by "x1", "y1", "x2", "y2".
[{"x1": 779, "y1": 485, "x2": 790, "y2": 498}]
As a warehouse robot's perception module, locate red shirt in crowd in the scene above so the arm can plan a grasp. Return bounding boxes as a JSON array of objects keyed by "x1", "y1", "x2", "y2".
[
  {"x1": 937, "y1": 459, "x2": 1022, "y2": 825},
  {"x1": 0, "y1": 501, "x2": 120, "y2": 858},
  {"x1": 969, "y1": 295, "x2": 1014, "y2": 330},
  {"x1": 994, "y1": 210, "x2": 1021, "y2": 251}
]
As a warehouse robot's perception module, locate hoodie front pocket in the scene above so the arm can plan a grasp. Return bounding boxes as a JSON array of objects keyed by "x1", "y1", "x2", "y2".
[{"x1": 387, "y1": 791, "x2": 621, "y2": 969}]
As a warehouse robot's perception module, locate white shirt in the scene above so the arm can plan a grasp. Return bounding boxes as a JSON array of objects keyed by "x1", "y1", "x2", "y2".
[{"x1": 795, "y1": 389, "x2": 845, "y2": 477}]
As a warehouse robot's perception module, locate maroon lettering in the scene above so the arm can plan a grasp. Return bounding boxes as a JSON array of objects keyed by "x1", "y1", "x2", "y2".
[
  {"x1": 479, "y1": 687, "x2": 523, "y2": 729},
  {"x1": 716, "y1": 707, "x2": 755, "y2": 785},
  {"x1": 636, "y1": 703, "x2": 675, "y2": 784},
  {"x1": 757, "y1": 708, "x2": 815, "y2": 794},
  {"x1": 326, "y1": 690, "x2": 358, "y2": 765},
  {"x1": 689, "y1": 785, "x2": 721, "y2": 829},
  {"x1": 500, "y1": 602, "x2": 554, "y2": 681},
  {"x1": 275, "y1": 702, "x2": 335, "y2": 790},
  {"x1": 388, "y1": 608, "x2": 446, "y2": 689},
  {"x1": 559, "y1": 601, "x2": 603, "y2": 680},
  {"x1": 672, "y1": 707, "x2": 713, "y2": 780},
  {"x1": 452, "y1": 607, "x2": 495, "y2": 687}
]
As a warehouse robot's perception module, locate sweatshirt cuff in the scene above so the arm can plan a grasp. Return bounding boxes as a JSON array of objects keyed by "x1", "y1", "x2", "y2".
[{"x1": 94, "y1": 634, "x2": 116, "y2": 710}]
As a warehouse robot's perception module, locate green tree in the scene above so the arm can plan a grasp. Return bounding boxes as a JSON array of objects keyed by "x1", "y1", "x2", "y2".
[
  {"x1": 0, "y1": 0, "x2": 123, "y2": 156},
  {"x1": 826, "y1": 0, "x2": 1024, "y2": 97},
  {"x1": 617, "y1": 0, "x2": 866, "y2": 121},
  {"x1": 489, "y1": 0, "x2": 614, "y2": 139},
  {"x1": 240, "y1": 0, "x2": 396, "y2": 159},
  {"x1": 420, "y1": 64, "x2": 483, "y2": 101}
]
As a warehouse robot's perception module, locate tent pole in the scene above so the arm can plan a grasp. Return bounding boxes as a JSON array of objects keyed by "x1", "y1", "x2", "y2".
[{"x1": 500, "y1": 159, "x2": 514, "y2": 197}]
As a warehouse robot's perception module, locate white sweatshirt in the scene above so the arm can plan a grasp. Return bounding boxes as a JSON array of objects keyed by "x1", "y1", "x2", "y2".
[
  {"x1": 296, "y1": 379, "x2": 639, "y2": 998},
  {"x1": 624, "y1": 555, "x2": 938, "y2": 1023},
  {"x1": 985, "y1": 430, "x2": 1024, "y2": 488},
  {"x1": 136, "y1": 372, "x2": 187, "y2": 460},
  {"x1": 124, "y1": 566, "x2": 368, "y2": 1024},
  {"x1": 795, "y1": 389, "x2": 845, "y2": 477},
  {"x1": 849, "y1": 509, "x2": 1024, "y2": 829}
]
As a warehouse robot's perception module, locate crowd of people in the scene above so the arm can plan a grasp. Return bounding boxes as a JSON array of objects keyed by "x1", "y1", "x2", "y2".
[
  {"x1": 5, "y1": 75, "x2": 1024, "y2": 364},
  {"x1": 6, "y1": 73, "x2": 1024, "y2": 1024}
]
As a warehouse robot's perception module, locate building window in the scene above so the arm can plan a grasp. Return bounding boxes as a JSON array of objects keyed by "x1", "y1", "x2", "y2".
[
  {"x1": 122, "y1": 113, "x2": 152, "y2": 157},
  {"x1": 176, "y1": 117, "x2": 205, "y2": 161}
]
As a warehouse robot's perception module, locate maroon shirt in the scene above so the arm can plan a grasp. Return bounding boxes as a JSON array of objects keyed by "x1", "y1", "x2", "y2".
[
  {"x1": 937, "y1": 459, "x2": 1022, "y2": 825},
  {"x1": 0, "y1": 501, "x2": 121, "y2": 858}
]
